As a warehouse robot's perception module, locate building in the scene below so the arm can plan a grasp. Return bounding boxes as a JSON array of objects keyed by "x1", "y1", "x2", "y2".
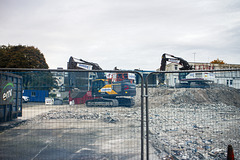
[
  {"x1": 51, "y1": 68, "x2": 67, "y2": 92},
  {"x1": 160, "y1": 62, "x2": 240, "y2": 89},
  {"x1": 50, "y1": 68, "x2": 69, "y2": 99},
  {"x1": 23, "y1": 90, "x2": 49, "y2": 102},
  {"x1": 134, "y1": 70, "x2": 158, "y2": 87}
]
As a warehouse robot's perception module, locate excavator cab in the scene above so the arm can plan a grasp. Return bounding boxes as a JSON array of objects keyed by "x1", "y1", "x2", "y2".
[
  {"x1": 91, "y1": 79, "x2": 110, "y2": 97},
  {"x1": 87, "y1": 78, "x2": 136, "y2": 107}
]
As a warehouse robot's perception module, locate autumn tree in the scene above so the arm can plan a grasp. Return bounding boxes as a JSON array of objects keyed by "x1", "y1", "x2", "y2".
[
  {"x1": 210, "y1": 58, "x2": 225, "y2": 64},
  {"x1": 0, "y1": 45, "x2": 55, "y2": 91}
]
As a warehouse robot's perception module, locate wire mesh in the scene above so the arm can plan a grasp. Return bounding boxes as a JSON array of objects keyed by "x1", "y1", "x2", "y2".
[
  {"x1": 1, "y1": 69, "x2": 239, "y2": 159},
  {"x1": 146, "y1": 69, "x2": 240, "y2": 160},
  {"x1": 0, "y1": 70, "x2": 143, "y2": 160}
]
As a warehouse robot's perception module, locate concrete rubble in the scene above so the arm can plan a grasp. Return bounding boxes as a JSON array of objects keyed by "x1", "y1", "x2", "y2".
[
  {"x1": 38, "y1": 108, "x2": 125, "y2": 124},
  {"x1": 148, "y1": 103, "x2": 239, "y2": 159},
  {"x1": 145, "y1": 87, "x2": 240, "y2": 159}
]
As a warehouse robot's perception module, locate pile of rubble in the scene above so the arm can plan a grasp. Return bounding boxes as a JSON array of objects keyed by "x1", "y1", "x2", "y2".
[
  {"x1": 148, "y1": 103, "x2": 240, "y2": 159},
  {"x1": 146, "y1": 86, "x2": 240, "y2": 107},
  {"x1": 38, "y1": 108, "x2": 122, "y2": 123},
  {"x1": 30, "y1": 106, "x2": 140, "y2": 124},
  {"x1": 145, "y1": 87, "x2": 240, "y2": 159},
  {"x1": 40, "y1": 109, "x2": 100, "y2": 120}
]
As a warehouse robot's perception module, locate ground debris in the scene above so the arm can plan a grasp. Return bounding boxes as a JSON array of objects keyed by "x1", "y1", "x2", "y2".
[
  {"x1": 144, "y1": 87, "x2": 240, "y2": 159},
  {"x1": 40, "y1": 109, "x2": 100, "y2": 120},
  {"x1": 145, "y1": 87, "x2": 240, "y2": 107}
]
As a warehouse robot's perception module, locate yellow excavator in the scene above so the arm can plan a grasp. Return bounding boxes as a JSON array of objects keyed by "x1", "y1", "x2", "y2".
[{"x1": 68, "y1": 57, "x2": 136, "y2": 107}]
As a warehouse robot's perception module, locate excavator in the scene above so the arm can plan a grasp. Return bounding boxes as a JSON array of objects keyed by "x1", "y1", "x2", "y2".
[
  {"x1": 67, "y1": 57, "x2": 136, "y2": 107},
  {"x1": 159, "y1": 53, "x2": 212, "y2": 88}
]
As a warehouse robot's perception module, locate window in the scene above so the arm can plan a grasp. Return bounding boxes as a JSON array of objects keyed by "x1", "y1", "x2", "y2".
[
  {"x1": 175, "y1": 65, "x2": 178, "y2": 70},
  {"x1": 195, "y1": 73, "x2": 202, "y2": 78},
  {"x1": 31, "y1": 91, "x2": 36, "y2": 97},
  {"x1": 124, "y1": 73, "x2": 128, "y2": 79}
]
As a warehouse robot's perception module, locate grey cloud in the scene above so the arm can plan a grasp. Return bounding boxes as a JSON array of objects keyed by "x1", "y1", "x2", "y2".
[{"x1": 0, "y1": 0, "x2": 239, "y2": 69}]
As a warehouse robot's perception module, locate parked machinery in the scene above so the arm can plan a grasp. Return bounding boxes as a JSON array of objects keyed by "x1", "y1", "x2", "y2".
[
  {"x1": 159, "y1": 53, "x2": 212, "y2": 88},
  {"x1": 67, "y1": 57, "x2": 136, "y2": 107}
]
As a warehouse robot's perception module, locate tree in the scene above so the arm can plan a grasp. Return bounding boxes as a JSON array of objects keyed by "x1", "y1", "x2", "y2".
[
  {"x1": 0, "y1": 45, "x2": 55, "y2": 91},
  {"x1": 210, "y1": 58, "x2": 225, "y2": 64},
  {"x1": 0, "y1": 45, "x2": 49, "y2": 68}
]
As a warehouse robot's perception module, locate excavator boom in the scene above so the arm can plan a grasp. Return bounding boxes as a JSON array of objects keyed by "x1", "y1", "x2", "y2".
[{"x1": 160, "y1": 53, "x2": 192, "y2": 71}]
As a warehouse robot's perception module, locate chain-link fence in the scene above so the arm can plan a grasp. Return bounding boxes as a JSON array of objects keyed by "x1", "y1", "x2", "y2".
[
  {"x1": 145, "y1": 69, "x2": 240, "y2": 160},
  {"x1": 0, "y1": 69, "x2": 144, "y2": 160},
  {"x1": 1, "y1": 68, "x2": 240, "y2": 160}
]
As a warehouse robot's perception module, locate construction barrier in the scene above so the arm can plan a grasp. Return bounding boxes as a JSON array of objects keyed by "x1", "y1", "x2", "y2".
[
  {"x1": 145, "y1": 69, "x2": 240, "y2": 160},
  {"x1": 0, "y1": 68, "x2": 239, "y2": 159},
  {"x1": 0, "y1": 69, "x2": 145, "y2": 160}
]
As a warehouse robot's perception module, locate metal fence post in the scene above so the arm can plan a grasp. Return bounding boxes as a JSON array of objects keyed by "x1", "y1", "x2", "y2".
[{"x1": 145, "y1": 73, "x2": 150, "y2": 160}]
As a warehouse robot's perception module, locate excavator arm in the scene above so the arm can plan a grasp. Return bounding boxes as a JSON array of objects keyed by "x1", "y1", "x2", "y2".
[
  {"x1": 68, "y1": 56, "x2": 102, "y2": 70},
  {"x1": 68, "y1": 56, "x2": 105, "y2": 79},
  {"x1": 159, "y1": 53, "x2": 193, "y2": 84},
  {"x1": 160, "y1": 53, "x2": 192, "y2": 71}
]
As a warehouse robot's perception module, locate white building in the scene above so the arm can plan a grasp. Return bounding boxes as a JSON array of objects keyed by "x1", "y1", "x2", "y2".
[
  {"x1": 50, "y1": 68, "x2": 68, "y2": 98},
  {"x1": 158, "y1": 62, "x2": 240, "y2": 89}
]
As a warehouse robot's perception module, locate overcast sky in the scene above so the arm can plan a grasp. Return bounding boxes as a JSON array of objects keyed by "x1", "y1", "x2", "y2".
[{"x1": 1, "y1": 0, "x2": 240, "y2": 70}]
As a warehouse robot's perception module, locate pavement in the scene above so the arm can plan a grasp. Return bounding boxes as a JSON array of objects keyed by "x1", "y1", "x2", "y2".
[{"x1": 0, "y1": 104, "x2": 147, "y2": 160}]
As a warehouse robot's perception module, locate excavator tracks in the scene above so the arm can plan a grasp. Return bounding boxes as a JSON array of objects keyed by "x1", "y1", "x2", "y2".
[
  {"x1": 86, "y1": 98, "x2": 119, "y2": 107},
  {"x1": 86, "y1": 98, "x2": 135, "y2": 107}
]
